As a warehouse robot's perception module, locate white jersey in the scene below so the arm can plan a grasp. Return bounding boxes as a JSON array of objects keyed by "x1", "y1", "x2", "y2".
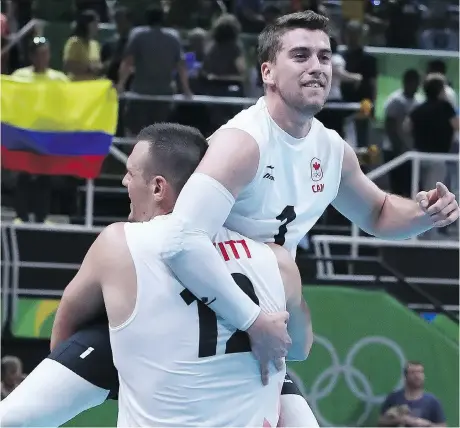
[
  {"x1": 216, "y1": 97, "x2": 345, "y2": 254},
  {"x1": 110, "y1": 218, "x2": 286, "y2": 427}
]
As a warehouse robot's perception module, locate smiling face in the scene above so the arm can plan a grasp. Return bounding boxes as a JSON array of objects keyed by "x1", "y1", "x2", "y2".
[{"x1": 261, "y1": 28, "x2": 332, "y2": 117}]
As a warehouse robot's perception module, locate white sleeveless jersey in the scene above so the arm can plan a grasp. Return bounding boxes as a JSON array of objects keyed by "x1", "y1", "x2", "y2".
[
  {"x1": 110, "y1": 218, "x2": 286, "y2": 427},
  {"x1": 216, "y1": 97, "x2": 345, "y2": 254}
]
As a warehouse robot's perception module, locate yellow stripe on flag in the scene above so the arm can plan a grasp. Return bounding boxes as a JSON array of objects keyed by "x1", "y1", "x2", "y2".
[{"x1": 1, "y1": 76, "x2": 118, "y2": 134}]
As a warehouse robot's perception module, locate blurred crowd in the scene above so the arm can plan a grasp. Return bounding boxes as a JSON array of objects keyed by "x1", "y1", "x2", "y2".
[
  {"x1": 1, "y1": 356, "x2": 26, "y2": 400},
  {"x1": 0, "y1": 0, "x2": 458, "y2": 228}
]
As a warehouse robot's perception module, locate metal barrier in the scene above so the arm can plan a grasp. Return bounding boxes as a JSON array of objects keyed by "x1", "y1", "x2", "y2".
[
  {"x1": 349, "y1": 151, "x2": 459, "y2": 259},
  {"x1": 313, "y1": 234, "x2": 458, "y2": 286}
]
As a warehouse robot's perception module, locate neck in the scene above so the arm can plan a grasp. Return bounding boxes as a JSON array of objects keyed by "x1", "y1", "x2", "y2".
[
  {"x1": 405, "y1": 386, "x2": 423, "y2": 400},
  {"x1": 265, "y1": 91, "x2": 313, "y2": 139},
  {"x1": 403, "y1": 90, "x2": 414, "y2": 99},
  {"x1": 33, "y1": 65, "x2": 46, "y2": 73}
]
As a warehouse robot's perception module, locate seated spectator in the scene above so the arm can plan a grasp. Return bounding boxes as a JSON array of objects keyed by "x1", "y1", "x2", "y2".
[
  {"x1": 11, "y1": 37, "x2": 68, "y2": 224},
  {"x1": 405, "y1": 74, "x2": 458, "y2": 191},
  {"x1": 378, "y1": 361, "x2": 446, "y2": 427},
  {"x1": 382, "y1": 69, "x2": 421, "y2": 196},
  {"x1": 63, "y1": 9, "x2": 102, "y2": 81},
  {"x1": 420, "y1": 13, "x2": 458, "y2": 51},
  {"x1": 1, "y1": 356, "x2": 24, "y2": 400},
  {"x1": 202, "y1": 14, "x2": 246, "y2": 86}
]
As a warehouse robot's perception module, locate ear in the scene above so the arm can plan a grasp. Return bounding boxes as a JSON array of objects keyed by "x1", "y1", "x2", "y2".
[
  {"x1": 151, "y1": 175, "x2": 168, "y2": 201},
  {"x1": 261, "y1": 62, "x2": 275, "y2": 86}
]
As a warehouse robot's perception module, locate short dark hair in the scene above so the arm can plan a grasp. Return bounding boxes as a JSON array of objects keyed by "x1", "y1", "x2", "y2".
[
  {"x1": 427, "y1": 59, "x2": 446, "y2": 75},
  {"x1": 74, "y1": 9, "x2": 99, "y2": 39},
  {"x1": 404, "y1": 360, "x2": 423, "y2": 376},
  {"x1": 146, "y1": 5, "x2": 164, "y2": 26},
  {"x1": 114, "y1": 6, "x2": 131, "y2": 22},
  {"x1": 137, "y1": 123, "x2": 208, "y2": 194},
  {"x1": 258, "y1": 11, "x2": 330, "y2": 64},
  {"x1": 423, "y1": 75, "x2": 445, "y2": 101},
  {"x1": 212, "y1": 14, "x2": 241, "y2": 44},
  {"x1": 403, "y1": 69, "x2": 420, "y2": 84}
]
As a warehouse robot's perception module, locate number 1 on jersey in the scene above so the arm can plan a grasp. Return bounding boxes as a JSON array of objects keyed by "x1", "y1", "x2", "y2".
[
  {"x1": 274, "y1": 205, "x2": 296, "y2": 246},
  {"x1": 180, "y1": 273, "x2": 259, "y2": 358}
]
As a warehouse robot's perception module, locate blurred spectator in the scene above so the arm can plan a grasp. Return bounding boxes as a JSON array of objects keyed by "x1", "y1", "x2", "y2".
[
  {"x1": 316, "y1": 36, "x2": 361, "y2": 137},
  {"x1": 382, "y1": 69, "x2": 421, "y2": 196},
  {"x1": 203, "y1": 14, "x2": 246, "y2": 85},
  {"x1": 420, "y1": 12, "x2": 458, "y2": 51},
  {"x1": 101, "y1": 6, "x2": 132, "y2": 86},
  {"x1": 405, "y1": 74, "x2": 458, "y2": 191},
  {"x1": 76, "y1": 0, "x2": 109, "y2": 23},
  {"x1": 263, "y1": 5, "x2": 281, "y2": 25},
  {"x1": 0, "y1": 11, "x2": 22, "y2": 74},
  {"x1": 63, "y1": 9, "x2": 102, "y2": 81},
  {"x1": 341, "y1": 21, "x2": 377, "y2": 104},
  {"x1": 292, "y1": 0, "x2": 327, "y2": 16},
  {"x1": 385, "y1": 0, "x2": 422, "y2": 49},
  {"x1": 187, "y1": 27, "x2": 207, "y2": 64},
  {"x1": 341, "y1": 20, "x2": 377, "y2": 148},
  {"x1": 1, "y1": 356, "x2": 24, "y2": 400},
  {"x1": 118, "y1": 5, "x2": 192, "y2": 135},
  {"x1": 426, "y1": 60, "x2": 458, "y2": 109},
  {"x1": 11, "y1": 37, "x2": 68, "y2": 225},
  {"x1": 378, "y1": 361, "x2": 446, "y2": 427},
  {"x1": 329, "y1": 36, "x2": 362, "y2": 102},
  {"x1": 235, "y1": 0, "x2": 265, "y2": 33}
]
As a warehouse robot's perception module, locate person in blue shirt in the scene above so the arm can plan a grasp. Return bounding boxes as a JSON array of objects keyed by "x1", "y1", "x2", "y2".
[{"x1": 378, "y1": 361, "x2": 446, "y2": 427}]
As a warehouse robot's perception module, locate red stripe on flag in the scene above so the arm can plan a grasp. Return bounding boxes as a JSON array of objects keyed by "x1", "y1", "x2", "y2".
[{"x1": 1, "y1": 147, "x2": 105, "y2": 179}]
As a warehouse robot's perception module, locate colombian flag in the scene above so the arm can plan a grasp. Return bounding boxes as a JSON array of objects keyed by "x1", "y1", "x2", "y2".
[{"x1": 1, "y1": 77, "x2": 118, "y2": 179}]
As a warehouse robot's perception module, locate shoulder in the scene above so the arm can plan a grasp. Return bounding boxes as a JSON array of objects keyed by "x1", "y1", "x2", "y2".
[
  {"x1": 64, "y1": 36, "x2": 80, "y2": 48},
  {"x1": 214, "y1": 98, "x2": 271, "y2": 151},
  {"x1": 48, "y1": 69, "x2": 69, "y2": 81},
  {"x1": 11, "y1": 66, "x2": 31, "y2": 78},
  {"x1": 98, "y1": 222, "x2": 127, "y2": 247},
  {"x1": 385, "y1": 389, "x2": 404, "y2": 402}
]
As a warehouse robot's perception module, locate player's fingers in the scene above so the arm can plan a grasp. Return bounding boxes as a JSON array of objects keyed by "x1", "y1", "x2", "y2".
[
  {"x1": 433, "y1": 207, "x2": 460, "y2": 227},
  {"x1": 436, "y1": 182, "x2": 449, "y2": 198},
  {"x1": 274, "y1": 357, "x2": 285, "y2": 372},
  {"x1": 426, "y1": 192, "x2": 454, "y2": 216},
  {"x1": 259, "y1": 361, "x2": 270, "y2": 386},
  {"x1": 415, "y1": 191, "x2": 429, "y2": 210}
]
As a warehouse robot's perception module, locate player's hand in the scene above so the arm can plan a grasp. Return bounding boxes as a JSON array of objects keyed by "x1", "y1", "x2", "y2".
[
  {"x1": 416, "y1": 182, "x2": 459, "y2": 228},
  {"x1": 246, "y1": 311, "x2": 291, "y2": 386}
]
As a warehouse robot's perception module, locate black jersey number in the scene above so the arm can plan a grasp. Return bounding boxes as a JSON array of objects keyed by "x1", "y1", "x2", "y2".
[
  {"x1": 274, "y1": 205, "x2": 296, "y2": 246},
  {"x1": 180, "y1": 273, "x2": 259, "y2": 358}
]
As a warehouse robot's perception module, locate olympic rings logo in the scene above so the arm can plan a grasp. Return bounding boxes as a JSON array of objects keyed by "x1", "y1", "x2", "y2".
[{"x1": 304, "y1": 335, "x2": 406, "y2": 427}]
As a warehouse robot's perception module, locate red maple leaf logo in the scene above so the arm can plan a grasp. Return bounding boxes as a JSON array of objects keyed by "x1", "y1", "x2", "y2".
[{"x1": 313, "y1": 162, "x2": 320, "y2": 170}]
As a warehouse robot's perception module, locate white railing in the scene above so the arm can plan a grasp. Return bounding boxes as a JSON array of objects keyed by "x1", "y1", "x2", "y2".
[
  {"x1": 1, "y1": 19, "x2": 43, "y2": 56},
  {"x1": 349, "y1": 151, "x2": 459, "y2": 259},
  {"x1": 312, "y1": 234, "x2": 459, "y2": 286}
]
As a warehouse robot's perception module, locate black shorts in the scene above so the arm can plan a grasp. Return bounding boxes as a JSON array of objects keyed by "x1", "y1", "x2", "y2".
[
  {"x1": 48, "y1": 322, "x2": 119, "y2": 400},
  {"x1": 47, "y1": 323, "x2": 302, "y2": 402},
  {"x1": 281, "y1": 372, "x2": 304, "y2": 396}
]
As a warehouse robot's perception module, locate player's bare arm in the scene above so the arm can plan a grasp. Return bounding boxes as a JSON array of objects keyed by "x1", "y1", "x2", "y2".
[
  {"x1": 51, "y1": 223, "x2": 132, "y2": 350},
  {"x1": 332, "y1": 143, "x2": 459, "y2": 239},
  {"x1": 160, "y1": 128, "x2": 292, "y2": 383},
  {"x1": 268, "y1": 244, "x2": 313, "y2": 361}
]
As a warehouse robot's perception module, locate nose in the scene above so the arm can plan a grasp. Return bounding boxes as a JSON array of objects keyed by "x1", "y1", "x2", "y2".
[
  {"x1": 122, "y1": 174, "x2": 128, "y2": 188},
  {"x1": 307, "y1": 54, "x2": 322, "y2": 74}
]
